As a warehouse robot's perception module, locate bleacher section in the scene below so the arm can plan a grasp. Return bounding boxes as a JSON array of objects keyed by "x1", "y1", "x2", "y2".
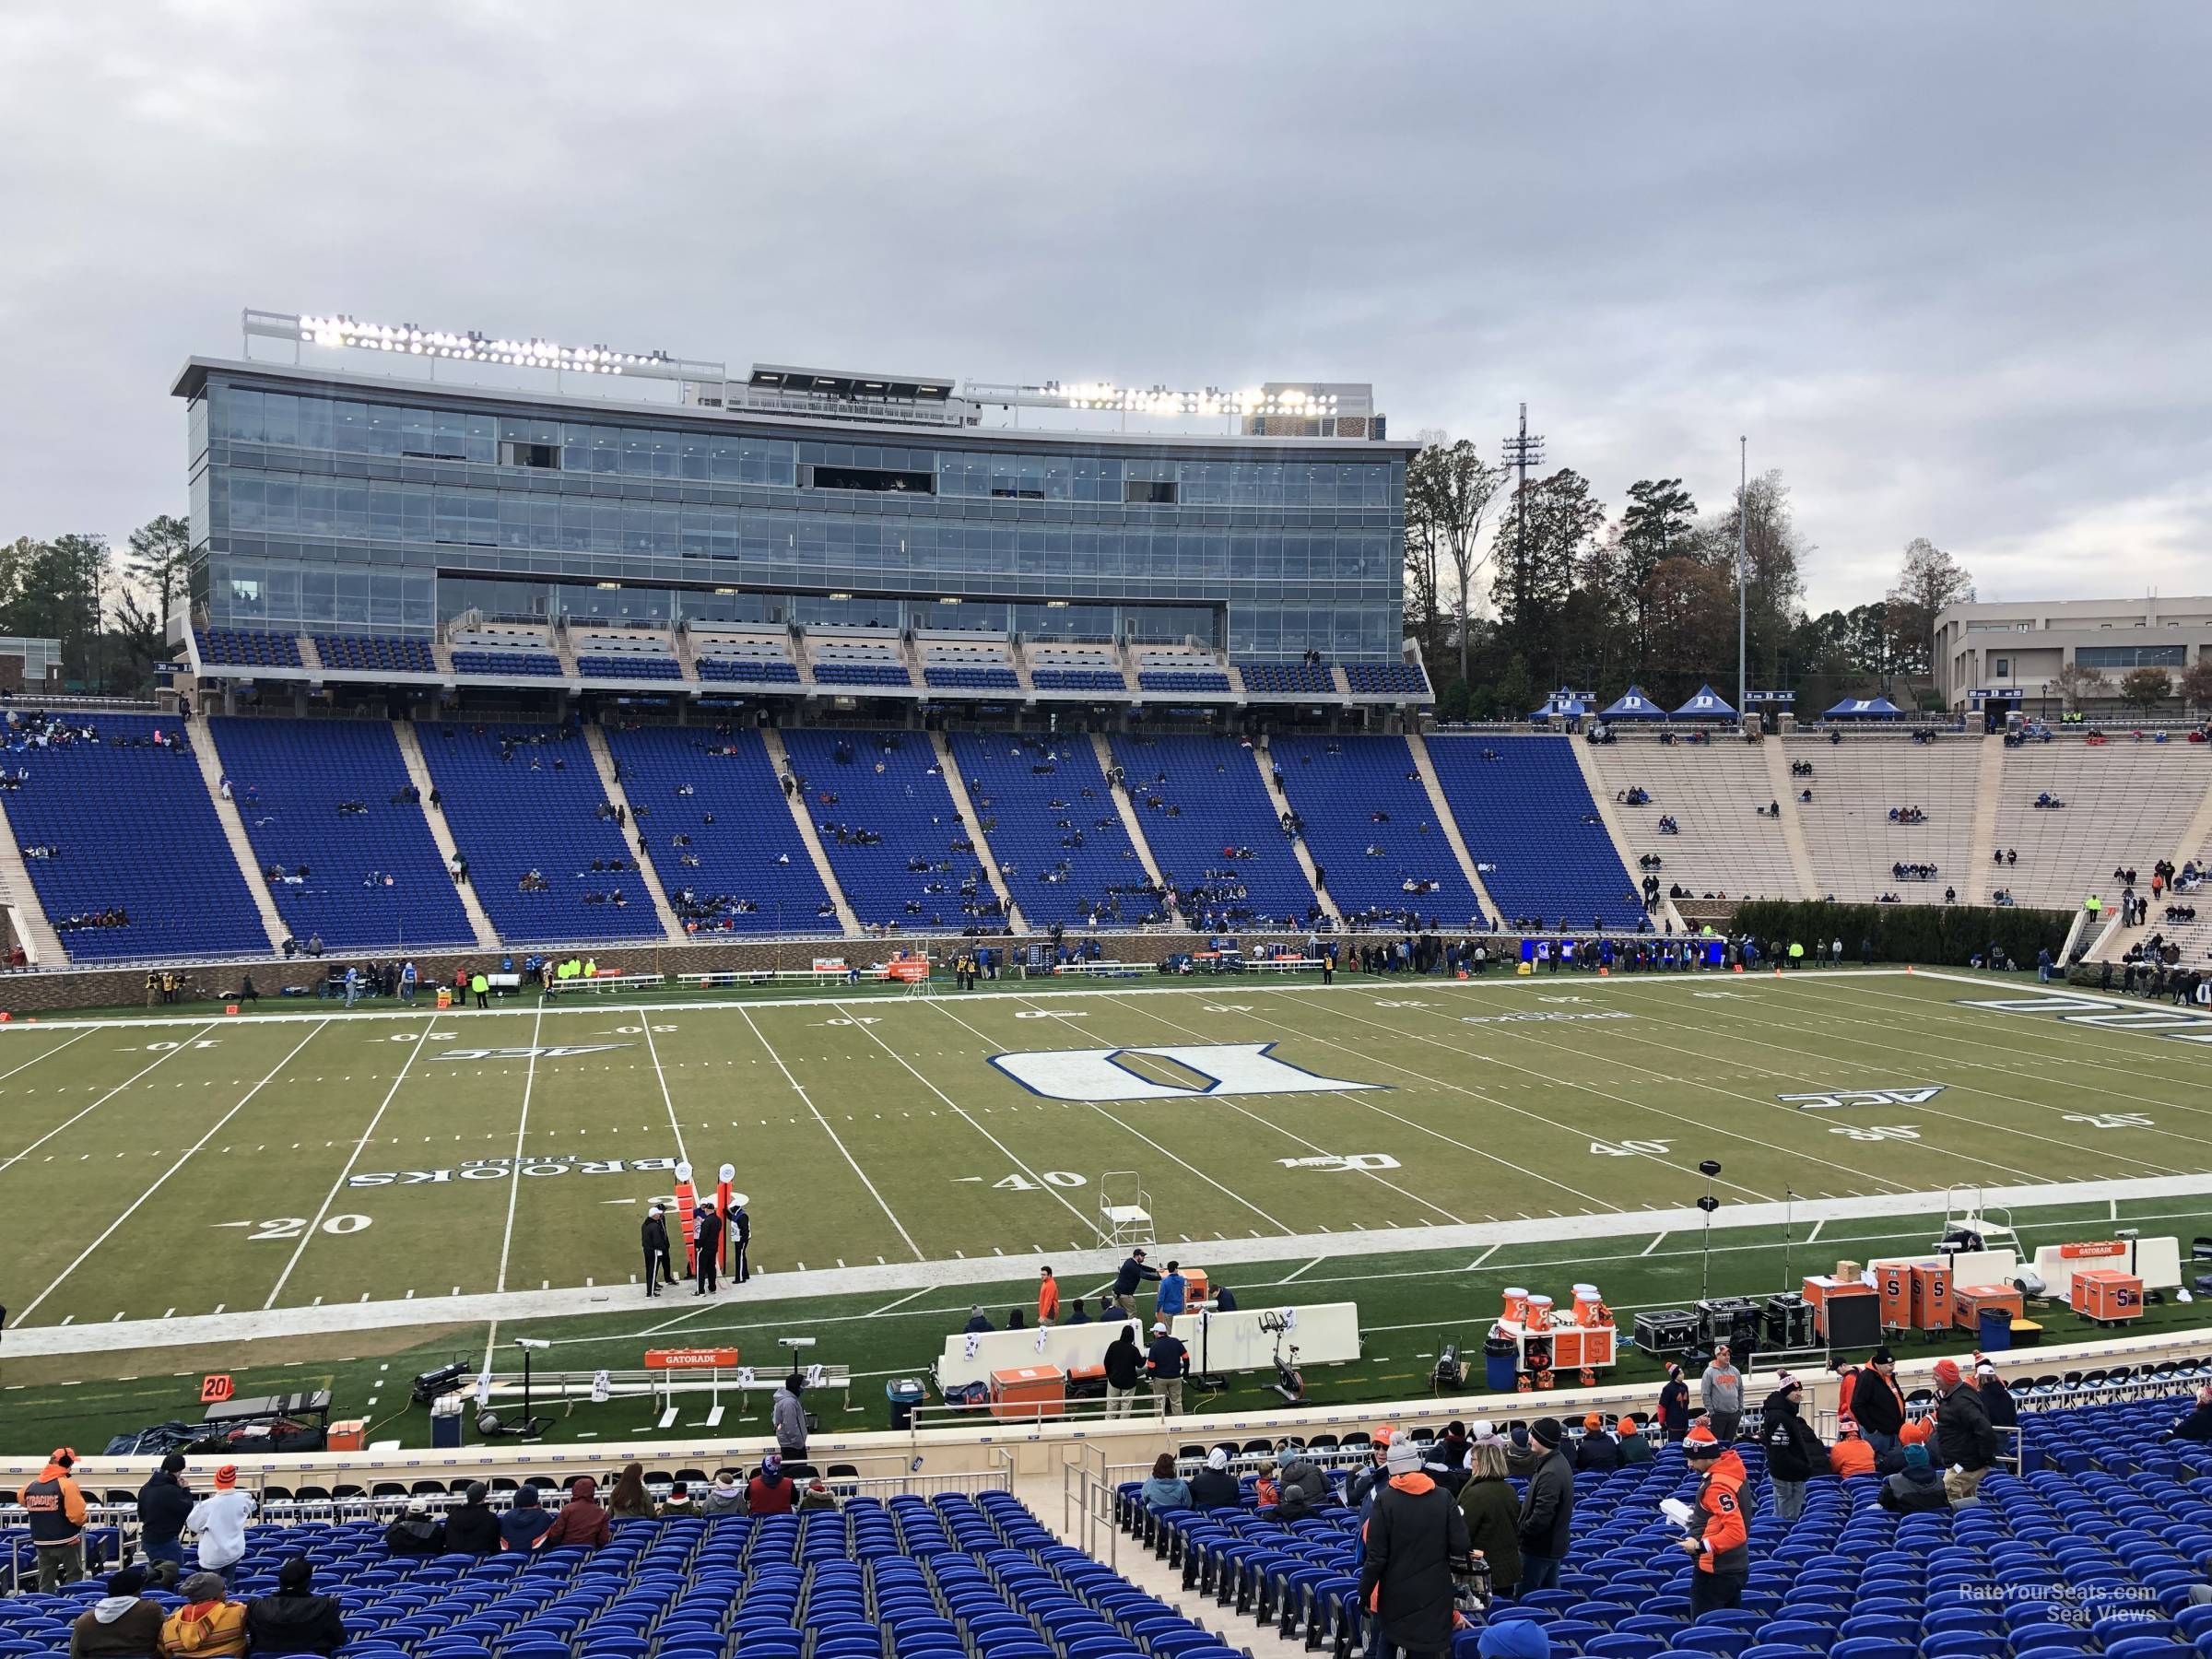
[
  {"x1": 580, "y1": 656, "x2": 684, "y2": 680},
  {"x1": 1429, "y1": 735, "x2": 1645, "y2": 928},
  {"x1": 603, "y1": 724, "x2": 840, "y2": 935},
  {"x1": 574, "y1": 631, "x2": 683, "y2": 681},
  {"x1": 692, "y1": 629, "x2": 803, "y2": 686},
  {"x1": 1993, "y1": 738, "x2": 2211, "y2": 909},
  {"x1": 1268, "y1": 735, "x2": 1484, "y2": 926},
  {"x1": 920, "y1": 639, "x2": 1020, "y2": 692},
  {"x1": 810, "y1": 636, "x2": 913, "y2": 690},
  {"x1": 315, "y1": 635, "x2": 438, "y2": 675},
  {"x1": 1124, "y1": 1383, "x2": 2212, "y2": 1659},
  {"x1": 196, "y1": 629, "x2": 302, "y2": 669},
  {"x1": 1110, "y1": 734, "x2": 1322, "y2": 928},
  {"x1": 949, "y1": 734, "x2": 1162, "y2": 928},
  {"x1": 452, "y1": 651, "x2": 564, "y2": 677},
  {"x1": 0, "y1": 1492, "x2": 1250, "y2": 1659},
  {"x1": 779, "y1": 729, "x2": 1002, "y2": 931},
  {"x1": 1793, "y1": 735, "x2": 1986, "y2": 902},
  {"x1": 415, "y1": 723, "x2": 663, "y2": 942},
  {"x1": 1343, "y1": 661, "x2": 1430, "y2": 697},
  {"x1": 0, "y1": 712, "x2": 267, "y2": 959},
  {"x1": 211, "y1": 718, "x2": 476, "y2": 951},
  {"x1": 1135, "y1": 650, "x2": 1230, "y2": 696},
  {"x1": 1029, "y1": 646, "x2": 1126, "y2": 694},
  {"x1": 1237, "y1": 659, "x2": 1334, "y2": 696},
  {"x1": 1583, "y1": 736, "x2": 1804, "y2": 902},
  {"x1": 700, "y1": 658, "x2": 802, "y2": 684}
]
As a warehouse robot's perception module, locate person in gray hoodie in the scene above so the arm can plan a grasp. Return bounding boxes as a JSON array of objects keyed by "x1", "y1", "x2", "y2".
[
  {"x1": 772, "y1": 1373, "x2": 809, "y2": 1459},
  {"x1": 69, "y1": 1568, "x2": 164, "y2": 1659},
  {"x1": 1700, "y1": 1344, "x2": 1745, "y2": 1442}
]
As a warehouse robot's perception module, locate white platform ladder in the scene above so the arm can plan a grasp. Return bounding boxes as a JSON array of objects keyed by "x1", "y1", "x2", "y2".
[{"x1": 1099, "y1": 1171, "x2": 1155, "y2": 1249}]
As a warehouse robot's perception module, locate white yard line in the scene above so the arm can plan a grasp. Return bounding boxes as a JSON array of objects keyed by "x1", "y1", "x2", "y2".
[
  {"x1": 1806, "y1": 1219, "x2": 1824, "y2": 1244},
  {"x1": 0, "y1": 1023, "x2": 219, "y2": 1175},
  {"x1": 15, "y1": 1170, "x2": 2212, "y2": 1359},
  {"x1": 493, "y1": 1000, "x2": 548, "y2": 1295},
  {"x1": 1279, "y1": 1255, "x2": 1329, "y2": 1283},
  {"x1": 738, "y1": 1004, "x2": 924, "y2": 1261},
  {"x1": 0, "y1": 1026, "x2": 92, "y2": 1086},
  {"x1": 835, "y1": 1000, "x2": 1100, "y2": 1241},
  {"x1": 264, "y1": 1013, "x2": 439, "y2": 1309},
  {"x1": 1640, "y1": 1232, "x2": 1668, "y2": 1256},
  {"x1": 638, "y1": 1014, "x2": 687, "y2": 1167},
  {"x1": 8, "y1": 1020, "x2": 330, "y2": 1327}
]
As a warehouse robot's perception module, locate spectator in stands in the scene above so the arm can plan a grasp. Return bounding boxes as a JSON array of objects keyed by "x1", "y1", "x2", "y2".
[
  {"x1": 1146, "y1": 1319, "x2": 1190, "y2": 1417},
  {"x1": 535, "y1": 1477, "x2": 610, "y2": 1549},
  {"x1": 1515, "y1": 1418, "x2": 1574, "y2": 1592},
  {"x1": 1141, "y1": 1453, "x2": 1191, "y2": 1512},
  {"x1": 243, "y1": 1557, "x2": 347, "y2": 1656},
  {"x1": 186, "y1": 1465, "x2": 254, "y2": 1583},
  {"x1": 382, "y1": 1499, "x2": 445, "y2": 1556},
  {"x1": 1932, "y1": 1358, "x2": 1998, "y2": 1502},
  {"x1": 2170, "y1": 1382, "x2": 2212, "y2": 1441},
  {"x1": 773, "y1": 1372, "x2": 810, "y2": 1460},
  {"x1": 1830, "y1": 1417, "x2": 1875, "y2": 1478},
  {"x1": 1755, "y1": 1372, "x2": 1822, "y2": 1521},
  {"x1": 1359, "y1": 1435, "x2": 1472, "y2": 1659},
  {"x1": 70, "y1": 1567, "x2": 164, "y2": 1659},
  {"x1": 1880, "y1": 1441, "x2": 1949, "y2": 1513},
  {"x1": 1677, "y1": 1427, "x2": 1749, "y2": 1615},
  {"x1": 1614, "y1": 1416, "x2": 1652, "y2": 1465},
  {"x1": 1853, "y1": 1347, "x2": 1906, "y2": 1453},
  {"x1": 1700, "y1": 1344, "x2": 1744, "y2": 1441},
  {"x1": 135, "y1": 1455, "x2": 193, "y2": 1581},
  {"x1": 1187, "y1": 1447, "x2": 1241, "y2": 1509},
  {"x1": 700, "y1": 1472, "x2": 746, "y2": 1515},
  {"x1": 441, "y1": 1483, "x2": 500, "y2": 1556},
  {"x1": 604, "y1": 1463, "x2": 655, "y2": 1521},
  {"x1": 1574, "y1": 1413, "x2": 1618, "y2": 1474},
  {"x1": 1975, "y1": 1359, "x2": 2018, "y2": 1430},
  {"x1": 1657, "y1": 1362, "x2": 1690, "y2": 1441},
  {"x1": 159, "y1": 1575, "x2": 246, "y2": 1659},
  {"x1": 497, "y1": 1484, "x2": 552, "y2": 1550},
  {"x1": 658, "y1": 1482, "x2": 696, "y2": 1517},
  {"x1": 1272, "y1": 1453, "x2": 1331, "y2": 1522},
  {"x1": 1454, "y1": 1439, "x2": 1519, "y2": 1597},
  {"x1": 1103, "y1": 1324, "x2": 1145, "y2": 1419}
]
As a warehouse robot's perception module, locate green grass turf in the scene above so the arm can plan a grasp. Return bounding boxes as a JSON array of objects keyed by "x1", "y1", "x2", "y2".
[{"x1": 3, "y1": 966, "x2": 2210, "y2": 1453}]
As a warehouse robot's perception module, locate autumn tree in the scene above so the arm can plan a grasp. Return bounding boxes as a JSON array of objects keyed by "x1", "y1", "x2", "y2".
[
  {"x1": 2181, "y1": 655, "x2": 2212, "y2": 713},
  {"x1": 2119, "y1": 665, "x2": 2172, "y2": 713},
  {"x1": 1406, "y1": 438, "x2": 1506, "y2": 683},
  {"x1": 2051, "y1": 661, "x2": 2111, "y2": 710},
  {"x1": 1886, "y1": 537, "x2": 1975, "y2": 677}
]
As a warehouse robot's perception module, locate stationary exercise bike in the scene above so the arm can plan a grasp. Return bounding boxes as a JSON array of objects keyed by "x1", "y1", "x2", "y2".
[{"x1": 1258, "y1": 1312, "x2": 1305, "y2": 1405}]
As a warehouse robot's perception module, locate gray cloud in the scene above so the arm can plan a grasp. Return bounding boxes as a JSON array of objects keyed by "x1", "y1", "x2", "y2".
[{"x1": 3, "y1": 1, "x2": 2208, "y2": 612}]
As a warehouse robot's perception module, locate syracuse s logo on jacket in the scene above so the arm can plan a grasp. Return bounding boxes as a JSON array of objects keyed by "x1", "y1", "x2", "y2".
[{"x1": 988, "y1": 1041, "x2": 1381, "y2": 1102}]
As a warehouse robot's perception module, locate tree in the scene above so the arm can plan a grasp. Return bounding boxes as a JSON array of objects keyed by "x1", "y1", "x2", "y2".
[
  {"x1": 1885, "y1": 537, "x2": 1974, "y2": 678},
  {"x1": 1492, "y1": 467, "x2": 1605, "y2": 685},
  {"x1": 1, "y1": 534, "x2": 111, "y2": 688},
  {"x1": 1616, "y1": 478, "x2": 1696, "y2": 673},
  {"x1": 124, "y1": 514, "x2": 194, "y2": 634},
  {"x1": 1641, "y1": 556, "x2": 1736, "y2": 699},
  {"x1": 1699, "y1": 468, "x2": 1810, "y2": 698},
  {"x1": 2181, "y1": 656, "x2": 2212, "y2": 713},
  {"x1": 2119, "y1": 665, "x2": 2172, "y2": 713},
  {"x1": 1406, "y1": 439, "x2": 1506, "y2": 682},
  {"x1": 2051, "y1": 661, "x2": 2111, "y2": 710}
]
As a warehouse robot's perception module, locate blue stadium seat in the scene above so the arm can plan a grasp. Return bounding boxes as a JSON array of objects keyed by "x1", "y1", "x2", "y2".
[
  {"x1": 1107, "y1": 734, "x2": 1322, "y2": 929},
  {"x1": 699, "y1": 657, "x2": 801, "y2": 684},
  {"x1": 1343, "y1": 661, "x2": 1430, "y2": 697},
  {"x1": 1031, "y1": 669, "x2": 1125, "y2": 692},
  {"x1": 576, "y1": 656, "x2": 683, "y2": 680},
  {"x1": 949, "y1": 734, "x2": 1161, "y2": 928},
  {"x1": 451, "y1": 651, "x2": 563, "y2": 677},
  {"x1": 1136, "y1": 670, "x2": 1231, "y2": 694},
  {"x1": 314, "y1": 635, "x2": 439, "y2": 675},
  {"x1": 1427, "y1": 735, "x2": 1645, "y2": 929},
  {"x1": 197, "y1": 628, "x2": 304, "y2": 669},
  {"x1": 1267, "y1": 735, "x2": 1484, "y2": 927},
  {"x1": 1236, "y1": 660, "x2": 1334, "y2": 696}
]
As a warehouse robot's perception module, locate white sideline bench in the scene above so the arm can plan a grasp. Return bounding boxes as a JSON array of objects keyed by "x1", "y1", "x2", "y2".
[{"x1": 545, "y1": 972, "x2": 666, "y2": 994}]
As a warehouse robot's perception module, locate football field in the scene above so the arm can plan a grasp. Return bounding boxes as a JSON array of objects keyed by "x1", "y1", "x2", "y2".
[{"x1": 4, "y1": 966, "x2": 2211, "y2": 1335}]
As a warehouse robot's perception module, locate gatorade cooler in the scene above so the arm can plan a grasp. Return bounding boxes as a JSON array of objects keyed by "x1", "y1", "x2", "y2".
[
  {"x1": 1524, "y1": 1294, "x2": 1554, "y2": 1332},
  {"x1": 1911, "y1": 1263, "x2": 1953, "y2": 1331},
  {"x1": 1501, "y1": 1288, "x2": 1530, "y2": 1324},
  {"x1": 1572, "y1": 1284, "x2": 1608, "y2": 1326},
  {"x1": 2071, "y1": 1269, "x2": 2143, "y2": 1324}
]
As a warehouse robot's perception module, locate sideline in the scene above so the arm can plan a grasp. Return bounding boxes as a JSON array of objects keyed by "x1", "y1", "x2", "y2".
[{"x1": 8, "y1": 1167, "x2": 2211, "y2": 1359}]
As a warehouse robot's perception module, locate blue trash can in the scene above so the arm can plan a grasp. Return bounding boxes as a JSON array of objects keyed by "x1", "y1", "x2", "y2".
[
  {"x1": 1484, "y1": 1337, "x2": 1519, "y2": 1393},
  {"x1": 1978, "y1": 1308, "x2": 2012, "y2": 1351}
]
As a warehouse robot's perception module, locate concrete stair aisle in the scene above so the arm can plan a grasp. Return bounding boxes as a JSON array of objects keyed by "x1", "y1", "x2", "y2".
[
  {"x1": 580, "y1": 724, "x2": 688, "y2": 947},
  {"x1": 1761, "y1": 737, "x2": 1822, "y2": 899},
  {"x1": 931, "y1": 728, "x2": 1029, "y2": 933},
  {"x1": 670, "y1": 628, "x2": 700, "y2": 685},
  {"x1": 1246, "y1": 742, "x2": 1343, "y2": 924},
  {"x1": 760, "y1": 728, "x2": 861, "y2": 937},
  {"x1": 1971, "y1": 734, "x2": 2007, "y2": 901},
  {"x1": 297, "y1": 634, "x2": 324, "y2": 674},
  {"x1": 0, "y1": 794, "x2": 65, "y2": 965},
  {"x1": 391, "y1": 722, "x2": 500, "y2": 949},
  {"x1": 1026, "y1": 1474, "x2": 1268, "y2": 1652},
  {"x1": 1088, "y1": 732, "x2": 1181, "y2": 925},
  {"x1": 1405, "y1": 732, "x2": 1504, "y2": 926},
  {"x1": 190, "y1": 721, "x2": 289, "y2": 953},
  {"x1": 549, "y1": 627, "x2": 582, "y2": 679},
  {"x1": 1569, "y1": 734, "x2": 1687, "y2": 934}
]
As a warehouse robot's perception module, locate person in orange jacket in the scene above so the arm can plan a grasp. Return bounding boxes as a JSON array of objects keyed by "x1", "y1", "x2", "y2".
[
  {"x1": 1677, "y1": 1426, "x2": 1749, "y2": 1616},
  {"x1": 25, "y1": 1447, "x2": 90, "y2": 1591},
  {"x1": 1038, "y1": 1265, "x2": 1060, "y2": 1327},
  {"x1": 1829, "y1": 1416, "x2": 1876, "y2": 1479}
]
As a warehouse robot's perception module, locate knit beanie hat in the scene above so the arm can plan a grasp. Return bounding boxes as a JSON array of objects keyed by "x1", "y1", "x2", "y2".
[
  {"x1": 1384, "y1": 1439, "x2": 1422, "y2": 1475},
  {"x1": 1530, "y1": 1417, "x2": 1564, "y2": 1448},
  {"x1": 1933, "y1": 1359, "x2": 1962, "y2": 1388},
  {"x1": 1904, "y1": 1442, "x2": 1931, "y2": 1467}
]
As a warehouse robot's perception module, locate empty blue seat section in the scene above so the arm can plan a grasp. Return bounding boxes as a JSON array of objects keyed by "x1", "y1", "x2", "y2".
[
  {"x1": 1032, "y1": 669, "x2": 1124, "y2": 692},
  {"x1": 700, "y1": 657, "x2": 801, "y2": 683},
  {"x1": 1237, "y1": 660, "x2": 1333, "y2": 695},
  {"x1": 779, "y1": 729, "x2": 1002, "y2": 930},
  {"x1": 211, "y1": 718, "x2": 474, "y2": 950},
  {"x1": 814, "y1": 662, "x2": 912, "y2": 688},
  {"x1": 314, "y1": 634, "x2": 438, "y2": 674},
  {"x1": 577, "y1": 655, "x2": 683, "y2": 680},
  {"x1": 415, "y1": 723, "x2": 662, "y2": 943},
  {"x1": 451, "y1": 651, "x2": 562, "y2": 677},
  {"x1": 1344, "y1": 661, "x2": 1430, "y2": 696},
  {"x1": 1136, "y1": 670, "x2": 1230, "y2": 693},
  {"x1": 924, "y1": 665, "x2": 1021, "y2": 689},
  {"x1": 2, "y1": 712, "x2": 265, "y2": 959},
  {"x1": 1428, "y1": 735, "x2": 1644, "y2": 928},
  {"x1": 1268, "y1": 735, "x2": 1483, "y2": 927},
  {"x1": 197, "y1": 628, "x2": 303, "y2": 668},
  {"x1": 949, "y1": 734, "x2": 1160, "y2": 928},
  {"x1": 1108, "y1": 734, "x2": 1320, "y2": 928},
  {"x1": 602, "y1": 725, "x2": 838, "y2": 935}
]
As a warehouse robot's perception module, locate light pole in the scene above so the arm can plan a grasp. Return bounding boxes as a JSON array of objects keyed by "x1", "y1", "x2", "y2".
[{"x1": 1737, "y1": 438, "x2": 1748, "y2": 717}]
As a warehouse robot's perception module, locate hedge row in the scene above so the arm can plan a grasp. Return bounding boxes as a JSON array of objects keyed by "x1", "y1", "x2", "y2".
[{"x1": 1727, "y1": 900, "x2": 2075, "y2": 967}]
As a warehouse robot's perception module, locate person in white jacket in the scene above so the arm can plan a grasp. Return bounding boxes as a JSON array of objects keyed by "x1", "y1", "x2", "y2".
[{"x1": 185, "y1": 1465, "x2": 257, "y2": 1582}]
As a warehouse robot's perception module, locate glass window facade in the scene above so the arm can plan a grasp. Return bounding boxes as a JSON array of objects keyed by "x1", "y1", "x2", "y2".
[
  {"x1": 2076, "y1": 643, "x2": 2186, "y2": 669},
  {"x1": 184, "y1": 369, "x2": 1407, "y2": 656}
]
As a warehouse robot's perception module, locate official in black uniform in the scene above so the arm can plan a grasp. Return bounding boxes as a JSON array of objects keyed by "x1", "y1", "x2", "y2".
[
  {"x1": 641, "y1": 1206, "x2": 672, "y2": 1298},
  {"x1": 730, "y1": 1200, "x2": 751, "y2": 1283},
  {"x1": 694, "y1": 1200, "x2": 723, "y2": 1294}
]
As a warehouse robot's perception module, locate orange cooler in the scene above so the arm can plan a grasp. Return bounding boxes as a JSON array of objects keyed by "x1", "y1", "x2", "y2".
[
  {"x1": 1876, "y1": 1261, "x2": 1913, "y2": 1329},
  {"x1": 1524, "y1": 1294, "x2": 1554, "y2": 1332},
  {"x1": 1953, "y1": 1285, "x2": 2024, "y2": 1331},
  {"x1": 2071, "y1": 1270, "x2": 2143, "y2": 1324},
  {"x1": 1572, "y1": 1284, "x2": 1608, "y2": 1326},
  {"x1": 1501, "y1": 1288, "x2": 1530, "y2": 1324},
  {"x1": 1911, "y1": 1263, "x2": 1953, "y2": 1331},
  {"x1": 989, "y1": 1365, "x2": 1066, "y2": 1418}
]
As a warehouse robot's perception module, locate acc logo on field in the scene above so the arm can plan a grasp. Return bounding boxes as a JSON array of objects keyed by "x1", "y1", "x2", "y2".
[
  {"x1": 989, "y1": 1041, "x2": 1380, "y2": 1102},
  {"x1": 1779, "y1": 1087, "x2": 1945, "y2": 1111},
  {"x1": 433, "y1": 1043, "x2": 632, "y2": 1061}
]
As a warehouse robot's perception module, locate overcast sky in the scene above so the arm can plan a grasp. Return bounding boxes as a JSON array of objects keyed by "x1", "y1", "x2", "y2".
[{"x1": 4, "y1": 1, "x2": 2208, "y2": 615}]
